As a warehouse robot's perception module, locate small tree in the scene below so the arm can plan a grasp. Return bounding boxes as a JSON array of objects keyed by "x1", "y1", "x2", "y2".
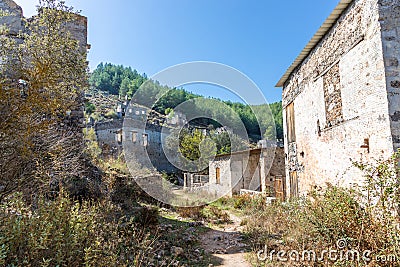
[
  {"x1": 166, "y1": 128, "x2": 217, "y2": 173},
  {"x1": 0, "y1": 0, "x2": 93, "y2": 200}
]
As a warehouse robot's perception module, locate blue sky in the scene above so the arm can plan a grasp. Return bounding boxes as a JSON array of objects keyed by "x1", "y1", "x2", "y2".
[{"x1": 14, "y1": 0, "x2": 339, "y2": 104}]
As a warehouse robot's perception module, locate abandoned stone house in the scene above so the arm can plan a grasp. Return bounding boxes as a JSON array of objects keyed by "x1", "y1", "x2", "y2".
[
  {"x1": 207, "y1": 146, "x2": 286, "y2": 199},
  {"x1": 184, "y1": 144, "x2": 285, "y2": 199},
  {"x1": 276, "y1": 0, "x2": 400, "y2": 198},
  {"x1": 95, "y1": 104, "x2": 177, "y2": 172}
]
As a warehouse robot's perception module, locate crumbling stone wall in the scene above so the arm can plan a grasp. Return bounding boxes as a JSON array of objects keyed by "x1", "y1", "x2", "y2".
[
  {"x1": 282, "y1": 0, "x2": 396, "y2": 197},
  {"x1": 261, "y1": 147, "x2": 286, "y2": 198},
  {"x1": 0, "y1": 0, "x2": 95, "y2": 198},
  {"x1": 0, "y1": 0, "x2": 88, "y2": 131},
  {"x1": 0, "y1": 0, "x2": 24, "y2": 35}
]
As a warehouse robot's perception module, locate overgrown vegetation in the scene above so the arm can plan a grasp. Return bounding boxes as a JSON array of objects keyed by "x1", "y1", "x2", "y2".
[
  {"x1": 177, "y1": 205, "x2": 231, "y2": 224},
  {"x1": 239, "y1": 152, "x2": 400, "y2": 266},
  {"x1": 0, "y1": 193, "x2": 157, "y2": 266},
  {"x1": 0, "y1": 2, "x2": 177, "y2": 266}
]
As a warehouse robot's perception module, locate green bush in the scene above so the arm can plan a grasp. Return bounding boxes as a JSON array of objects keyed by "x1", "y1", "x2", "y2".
[
  {"x1": 233, "y1": 194, "x2": 254, "y2": 210},
  {"x1": 105, "y1": 110, "x2": 119, "y2": 119},
  {"x1": 85, "y1": 102, "x2": 96, "y2": 115}
]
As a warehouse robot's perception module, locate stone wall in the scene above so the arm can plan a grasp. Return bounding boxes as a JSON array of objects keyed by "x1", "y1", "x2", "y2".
[
  {"x1": 261, "y1": 147, "x2": 286, "y2": 198},
  {"x1": 323, "y1": 64, "x2": 344, "y2": 127},
  {"x1": 282, "y1": 0, "x2": 395, "y2": 197},
  {"x1": 0, "y1": 0, "x2": 89, "y2": 131},
  {"x1": 208, "y1": 154, "x2": 232, "y2": 196},
  {"x1": 208, "y1": 147, "x2": 286, "y2": 197},
  {"x1": 379, "y1": 0, "x2": 400, "y2": 151},
  {"x1": 65, "y1": 13, "x2": 88, "y2": 52},
  {"x1": 282, "y1": 0, "x2": 367, "y2": 108},
  {"x1": 96, "y1": 118, "x2": 176, "y2": 173},
  {"x1": 0, "y1": 0, "x2": 24, "y2": 35}
]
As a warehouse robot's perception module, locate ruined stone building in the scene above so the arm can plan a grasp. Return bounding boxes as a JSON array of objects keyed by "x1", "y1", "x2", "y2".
[
  {"x1": 0, "y1": 0, "x2": 97, "y2": 198},
  {"x1": 95, "y1": 104, "x2": 178, "y2": 173},
  {"x1": 183, "y1": 143, "x2": 285, "y2": 199},
  {"x1": 207, "y1": 146, "x2": 285, "y2": 199},
  {"x1": 276, "y1": 0, "x2": 400, "y2": 198}
]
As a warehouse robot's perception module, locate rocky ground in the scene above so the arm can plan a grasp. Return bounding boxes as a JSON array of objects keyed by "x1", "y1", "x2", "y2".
[{"x1": 199, "y1": 212, "x2": 251, "y2": 267}]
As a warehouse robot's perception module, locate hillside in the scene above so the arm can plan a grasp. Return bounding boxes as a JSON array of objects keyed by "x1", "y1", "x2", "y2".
[{"x1": 89, "y1": 62, "x2": 284, "y2": 140}]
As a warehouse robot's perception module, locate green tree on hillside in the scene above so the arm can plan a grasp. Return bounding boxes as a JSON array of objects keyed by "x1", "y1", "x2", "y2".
[{"x1": 89, "y1": 63, "x2": 284, "y2": 140}]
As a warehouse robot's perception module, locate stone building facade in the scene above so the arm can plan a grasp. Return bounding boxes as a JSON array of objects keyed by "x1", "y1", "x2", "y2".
[
  {"x1": 207, "y1": 147, "x2": 285, "y2": 198},
  {"x1": 95, "y1": 105, "x2": 177, "y2": 173},
  {"x1": 276, "y1": 0, "x2": 400, "y2": 198}
]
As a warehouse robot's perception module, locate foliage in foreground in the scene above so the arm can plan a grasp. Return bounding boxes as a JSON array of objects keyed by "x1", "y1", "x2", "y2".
[
  {"x1": 241, "y1": 152, "x2": 400, "y2": 266},
  {"x1": 0, "y1": 193, "x2": 157, "y2": 267},
  {"x1": 0, "y1": 0, "x2": 98, "y2": 201}
]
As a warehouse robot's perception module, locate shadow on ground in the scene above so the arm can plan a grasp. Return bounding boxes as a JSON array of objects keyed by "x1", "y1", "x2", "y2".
[{"x1": 157, "y1": 212, "x2": 251, "y2": 267}]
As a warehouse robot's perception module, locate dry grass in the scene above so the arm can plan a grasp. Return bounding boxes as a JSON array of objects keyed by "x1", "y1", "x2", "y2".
[
  {"x1": 177, "y1": 205, "x2": 231, "y2": 224},
  {"x1": 242, "y1": 187, "x2": 400, "y2": 266}
]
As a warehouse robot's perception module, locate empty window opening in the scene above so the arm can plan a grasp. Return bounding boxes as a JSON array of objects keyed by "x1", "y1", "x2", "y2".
[
  {"x1": 216, "y1": 167, "x2": 221, "y2": 184},
  {"x1": 143, "y1": 133, "x2": 148, "y2": 147},
  {"x1": 286, "y1": 102, "x2": 296, "y2": 143},
  {"x1": 131, "y1": 131, "x2": 138, "y2": 143}
]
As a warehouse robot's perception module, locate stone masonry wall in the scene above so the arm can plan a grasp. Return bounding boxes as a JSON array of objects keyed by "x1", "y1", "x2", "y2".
[
  {"x1": 96, "y1": 118, "x2": 176, "y2": 173},
  {"x1": 262, "y1": 147, "x2": 286, "y2": 197},
  {"x1": 209, "y1": 148, "x2": 285, "y2": 196},
  {"x1": 323, "y1": 63, "x2": 344, "y2": 127},
  {"x1": 282, "y1": 0, "x2": 365, "y2": 108},
  {"x1": 208, "y1": 154, "x2": 232, "y2": 196},
  {"x1": 379, "y1": 0, "x2": 400, "y2": 151},
  {"x1": 282, "y1": 0, "x2": 394, "y2": 197},
  {"x1": 0, "y1": 0, "x2": 24, "y2": 35}
]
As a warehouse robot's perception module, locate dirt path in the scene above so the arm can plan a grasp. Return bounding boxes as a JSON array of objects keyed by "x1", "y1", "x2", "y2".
[{"x1": 200, "y1": 212, "x2": 251, "y2": 267}]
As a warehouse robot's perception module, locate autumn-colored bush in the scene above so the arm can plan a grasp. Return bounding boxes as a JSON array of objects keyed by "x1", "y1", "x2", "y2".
[{"x1": 177, "y1": 206, "x2": 206, "y2": 220}]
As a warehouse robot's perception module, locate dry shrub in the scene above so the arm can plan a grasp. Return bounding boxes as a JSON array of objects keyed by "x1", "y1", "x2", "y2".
[
  {"x1": 202, "y1": 205, "x2": 231, "y2": 223},
  {"x1": 242, "y1": 152, "x2": 400, "y2": 266},
  {"x1": 177, "y1": 206, "x2": 205, "y2": 220},
  {"x1": 132, "y1": 206, "x2": 159, "y2": 227},
  {"x1": 177, "y1": 205, "x2": 230, "y2": 223},
  {"x1": 0, "y1": 193, "x2": 157, "y2": 267}
]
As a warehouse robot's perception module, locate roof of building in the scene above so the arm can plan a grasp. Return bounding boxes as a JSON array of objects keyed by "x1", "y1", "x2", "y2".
[{"x1": 275, "y1": 0, "x2": 354, "y2": 87}]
